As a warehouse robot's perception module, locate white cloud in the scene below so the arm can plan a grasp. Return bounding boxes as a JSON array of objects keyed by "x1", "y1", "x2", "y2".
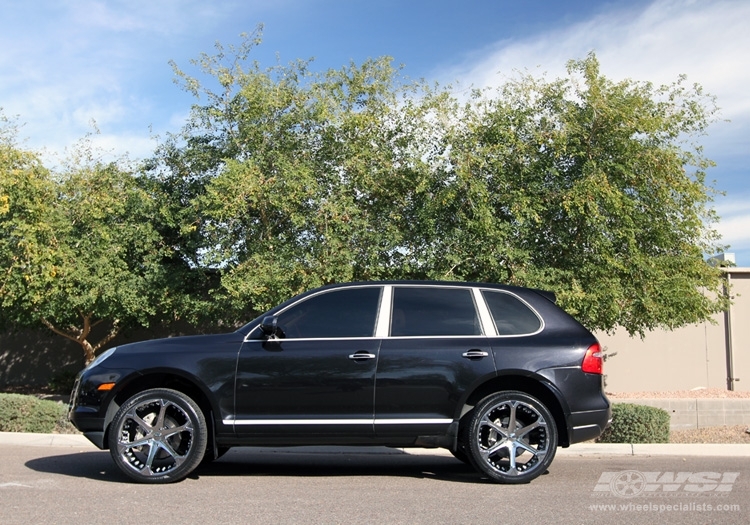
[
  {"x1": 715, "y1": 196, "x2": 750, "y2": 246},
  {"x1": 441, "y1": 0, "x2": 750, "y2": 121},
  {"x1": 60, "y1": 0, "x2": 230, "y2": 34}
]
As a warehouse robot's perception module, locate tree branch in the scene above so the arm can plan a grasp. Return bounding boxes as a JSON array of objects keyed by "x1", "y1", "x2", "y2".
[{"x1": 40, "y1": 318, "x2": 80, "y2": 344}]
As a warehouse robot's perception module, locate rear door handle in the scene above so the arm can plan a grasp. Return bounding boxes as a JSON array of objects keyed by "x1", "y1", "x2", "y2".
[{"x1": 462, "y1": 350, "x2": 489, "y2": 359}]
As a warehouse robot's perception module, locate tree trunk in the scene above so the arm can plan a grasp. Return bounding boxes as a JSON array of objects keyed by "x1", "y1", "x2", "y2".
[{"x1": 40, "y1": 314, "x2": 121, "y2": 365}]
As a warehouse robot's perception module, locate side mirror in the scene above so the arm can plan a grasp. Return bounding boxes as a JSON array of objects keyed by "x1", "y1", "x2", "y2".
[{"x1": 260, "y1": 316, "x2": 285, "y2": 339}]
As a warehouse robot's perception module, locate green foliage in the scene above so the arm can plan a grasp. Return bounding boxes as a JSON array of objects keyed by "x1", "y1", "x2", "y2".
[
  {"x1": 153, "y1": 32, "x2": 727, "y2": 334},
  {"x1": 157, "y1": 31, "x2": 444, "y2": 317},
  {"x1": 0, "y1": 393, "x2": 75, "y2": 434},
  {"x1": 0, "y1": 122, "x2": 186, "y2": 364},
  {"x1": 0, "y1": 33, "x2": 732, "y2": 360},
  {"x1": 597, "y1": 403, "x2": 670, "y2": 444},
  {"x1": 431, "y1": 53, "x2": 726, "y2": 334}
]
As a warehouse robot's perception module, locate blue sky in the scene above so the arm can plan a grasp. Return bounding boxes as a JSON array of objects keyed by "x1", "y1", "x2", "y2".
[{"x1": 2, "y1": 0, "x2": 748, "y2": 264}]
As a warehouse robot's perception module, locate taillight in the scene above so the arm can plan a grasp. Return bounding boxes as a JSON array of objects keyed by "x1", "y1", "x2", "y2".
[{"x1": 581, "y1": 343, "x2": 603, "y2": 374}]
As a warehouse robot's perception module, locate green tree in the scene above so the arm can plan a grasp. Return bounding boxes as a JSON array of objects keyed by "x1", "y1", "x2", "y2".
[
  {"x1": 424, "y1": 53, "x2": 727, "y2": 333},
  {"x1": 0, "y1": 115, "x2": 61, "y2": 326},
  {"x1": 157, "y1": 29, "x2": 442, "y2": 316},
  {"x1": 1, "y1": 125, "x2": 175, "y2": 364},
  {"x1": 155, "y1": 35, "x2": 727, "y2": 335}
]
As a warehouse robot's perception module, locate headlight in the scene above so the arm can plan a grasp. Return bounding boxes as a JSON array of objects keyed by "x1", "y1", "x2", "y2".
[{"x1": 86, "y1": 347, "x2": 117, "y2": 370}]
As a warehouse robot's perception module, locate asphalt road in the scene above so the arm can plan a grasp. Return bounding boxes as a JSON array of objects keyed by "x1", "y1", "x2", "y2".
[{"x1": 1, "y1": 444, "x2": 749, "y2": 525}]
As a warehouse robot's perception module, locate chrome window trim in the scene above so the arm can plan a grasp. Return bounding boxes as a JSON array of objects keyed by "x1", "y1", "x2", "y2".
[
  {"x1": 374, "y1": 284, "x2": 392, "y2": 338},
  {"x1": 472, "y1": 287, "x2": 494, "y2": 336},
  {"x1": 247, "y1": 284, "x2": 384, "y2": 342},
  {"x1": 225, "y1": 418, "x2": 453, "y2": 426},
  {"x1": 478, "y1": 288, "x2": 546, "y2": 337},
  {"x1": 389, "y1": 284, "x2": 483, "y2": 338},
  {"x1": 242, "y1": 283, "x2": 547, "y2": 342}
]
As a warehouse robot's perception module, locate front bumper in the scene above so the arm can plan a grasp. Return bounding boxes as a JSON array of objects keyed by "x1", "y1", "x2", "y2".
[{"x1": 67, "y1": 373, "x2": 118, "y2": 450}]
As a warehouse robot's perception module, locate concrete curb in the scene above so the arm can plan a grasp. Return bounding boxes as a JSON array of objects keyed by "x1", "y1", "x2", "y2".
[
  {"x1": 0, "y1": 432, "x2": 95, "y2": 448},
  {"x1": 2, "y1": 432, "x2": 748, "y2": 457}
]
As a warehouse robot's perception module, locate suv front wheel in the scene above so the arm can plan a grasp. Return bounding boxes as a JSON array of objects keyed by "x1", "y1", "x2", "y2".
[
  {"x1": 108, "y1": 388, "x2": 208, "y2": 483},
  {"x1": 466, "y1": 391, "x2": 557, "y2": 484}
]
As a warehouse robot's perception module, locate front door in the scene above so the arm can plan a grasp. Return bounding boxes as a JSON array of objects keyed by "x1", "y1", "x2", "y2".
[{"x1": 232, "y1": 286, "x2": 383, "y2": 442}]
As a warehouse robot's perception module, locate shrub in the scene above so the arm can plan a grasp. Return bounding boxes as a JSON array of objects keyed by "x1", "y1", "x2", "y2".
[
  {"x1": 597, "y1": 403, "x2": 670, "y2": 443},
  {"x1": 0, "y1": 393, "x2": 76, "y2": 433}
]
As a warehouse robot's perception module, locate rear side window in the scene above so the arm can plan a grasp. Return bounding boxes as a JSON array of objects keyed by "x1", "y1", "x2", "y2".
[
  {"x1": 277, "y1": 287, "x2": 381, "y2": 338},
  {"x1": 482, "y1": 291, "x2": 541, "y2": 335},
  {"x1": 391, "y1": 287, "x2": 480, "y2": 336}
]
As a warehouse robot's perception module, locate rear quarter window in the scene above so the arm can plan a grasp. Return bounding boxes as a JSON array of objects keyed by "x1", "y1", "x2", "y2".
[{"x1": 482, "y1": 290, "x2": 542, "y2": 335}]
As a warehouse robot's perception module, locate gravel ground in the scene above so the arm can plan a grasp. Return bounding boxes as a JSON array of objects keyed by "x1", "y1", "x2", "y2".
[
  {"x1": 669, "y1": 425, "x2": 750, "y2": 444},
  {"x1": 608, "y1": 388, "x2": 750, "y2": 399},
  {"x1": 608, "y1": 389, "x2": 750, "y2": 444}
]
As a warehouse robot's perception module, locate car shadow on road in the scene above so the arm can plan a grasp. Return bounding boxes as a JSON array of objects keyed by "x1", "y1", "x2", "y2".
[
  {"x1": 25, "y1": 451, "x2": 127, "y2": 483},
  {"x1": 192, "y1": 448, "x2": 496, "y2": 484},
  {"x1": 24, "y1": 448, "x2": 496, "y2": 484}
]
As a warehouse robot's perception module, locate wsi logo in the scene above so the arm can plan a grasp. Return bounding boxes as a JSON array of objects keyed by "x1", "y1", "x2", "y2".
[{"x1": 593, "y1": 471, "x2": 740, "y2": 498}]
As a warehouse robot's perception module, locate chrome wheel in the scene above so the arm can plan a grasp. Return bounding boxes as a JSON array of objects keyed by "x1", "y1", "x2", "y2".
[
  {"x1": 109, "y1": 389, "x2": 207, "y2": 483},
  {"x1": 467, "y1": 391, "x2": 557, "y2": 483}
]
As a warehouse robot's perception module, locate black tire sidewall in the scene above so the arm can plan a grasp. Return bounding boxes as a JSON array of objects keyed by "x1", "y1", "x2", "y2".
[{"x1": 108, "y1": 388, "x2": 208, "y2": 484}]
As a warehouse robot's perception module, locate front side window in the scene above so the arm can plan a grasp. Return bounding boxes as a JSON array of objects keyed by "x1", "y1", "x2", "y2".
[
  {"x1": 277, "y1": 287, "x2": 381, "y2": 338},
  {"x1": 391, "y1": 287, "x2": 480, "y2": 337},
  {"x1": 482, "y1": 290, "x2": 542, "y2": 335}
]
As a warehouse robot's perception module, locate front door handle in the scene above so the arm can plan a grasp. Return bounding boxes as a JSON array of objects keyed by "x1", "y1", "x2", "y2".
[
  {"x1": 462, "y1": 350, "x2": 489, "y2": 359},
  {"x1": 349, "y1": 351, "x2": 377, "y2": 361}
]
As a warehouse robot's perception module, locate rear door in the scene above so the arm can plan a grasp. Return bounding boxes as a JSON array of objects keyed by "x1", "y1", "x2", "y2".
[{"x1": 374, "y1": 285, "x2": 497, "y2": 438}]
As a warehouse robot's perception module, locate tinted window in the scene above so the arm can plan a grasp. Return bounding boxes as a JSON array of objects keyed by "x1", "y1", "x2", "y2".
[
  {"x1": 391, "y1": 287, "x2": 480, "y2": 336},
  {"x1": 277, "y1": 287, "x2": 381, "y2": 338},
  {"x1": 482, "y1": 291, "x2": 541, "y2": 335}
]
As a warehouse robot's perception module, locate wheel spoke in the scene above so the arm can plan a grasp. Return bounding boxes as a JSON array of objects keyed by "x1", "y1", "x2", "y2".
[
  {"x1": 481, "y1": 415, "x2": 509, "y2": 437},
  {"x1": 507, "y1": 442, "x2": 518, "y2": 471},
  {"x1": 119, "y1": 434, "x2": 151, "y2": 449},
  {"x1": 160, "y1": 441, "x2": 187, "y2": 467},
  {"x1": 153, "y1": 400, "x2": 169, "y2": 429},
  {"x1": 130, "y1": 412, "x2": 153, "y2": 432},
  {"x1": 514, "y1": 419, "x2": 541, "y2": 439},
  {"x1": 515, "y1": 440, "x2": 538, "y2": 456},
  {"x1": 484, "y1": 438, "x2": 510, "y2": 457},
  {"x1": 162, "y1": 422, "x2": 191, "y2": 439},
  {"x1": 507, "y1": 402, "x2": 518, "y2": 432},
  {"x1": 144, "y1": 440, "x2": 160, "y2": 471}
]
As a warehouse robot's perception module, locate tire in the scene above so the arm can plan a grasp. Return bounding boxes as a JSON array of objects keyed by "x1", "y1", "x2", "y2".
[
  {"x1": 466, "y1": 391, "x2": 557, "y2": 484},
  {"x1": 108, "y1": 388, "x2": 207, "y2": 484}
]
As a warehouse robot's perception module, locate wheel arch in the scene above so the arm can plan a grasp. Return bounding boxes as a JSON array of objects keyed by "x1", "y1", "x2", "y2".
[
  {"x1": 102, "y1": 371, "x2": 219, "y2": 452},
  {"x1": 458, "y1": 373, "x2": 572, "y2": 447}
]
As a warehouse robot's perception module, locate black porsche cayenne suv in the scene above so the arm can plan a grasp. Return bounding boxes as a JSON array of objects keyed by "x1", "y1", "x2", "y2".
[{"x1": 69, "y1": 281, "x2": 610, "y2": 484}]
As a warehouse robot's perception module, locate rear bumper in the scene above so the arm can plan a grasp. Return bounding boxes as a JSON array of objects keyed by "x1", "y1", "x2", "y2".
[{"x1": 568, "y1": 406, "x2": 612, "y2": 444}]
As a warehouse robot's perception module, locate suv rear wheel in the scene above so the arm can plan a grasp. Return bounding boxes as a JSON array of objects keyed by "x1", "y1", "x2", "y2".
[{"x1": 466, "y1": 391, "x2": 557, "y2": 483}]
